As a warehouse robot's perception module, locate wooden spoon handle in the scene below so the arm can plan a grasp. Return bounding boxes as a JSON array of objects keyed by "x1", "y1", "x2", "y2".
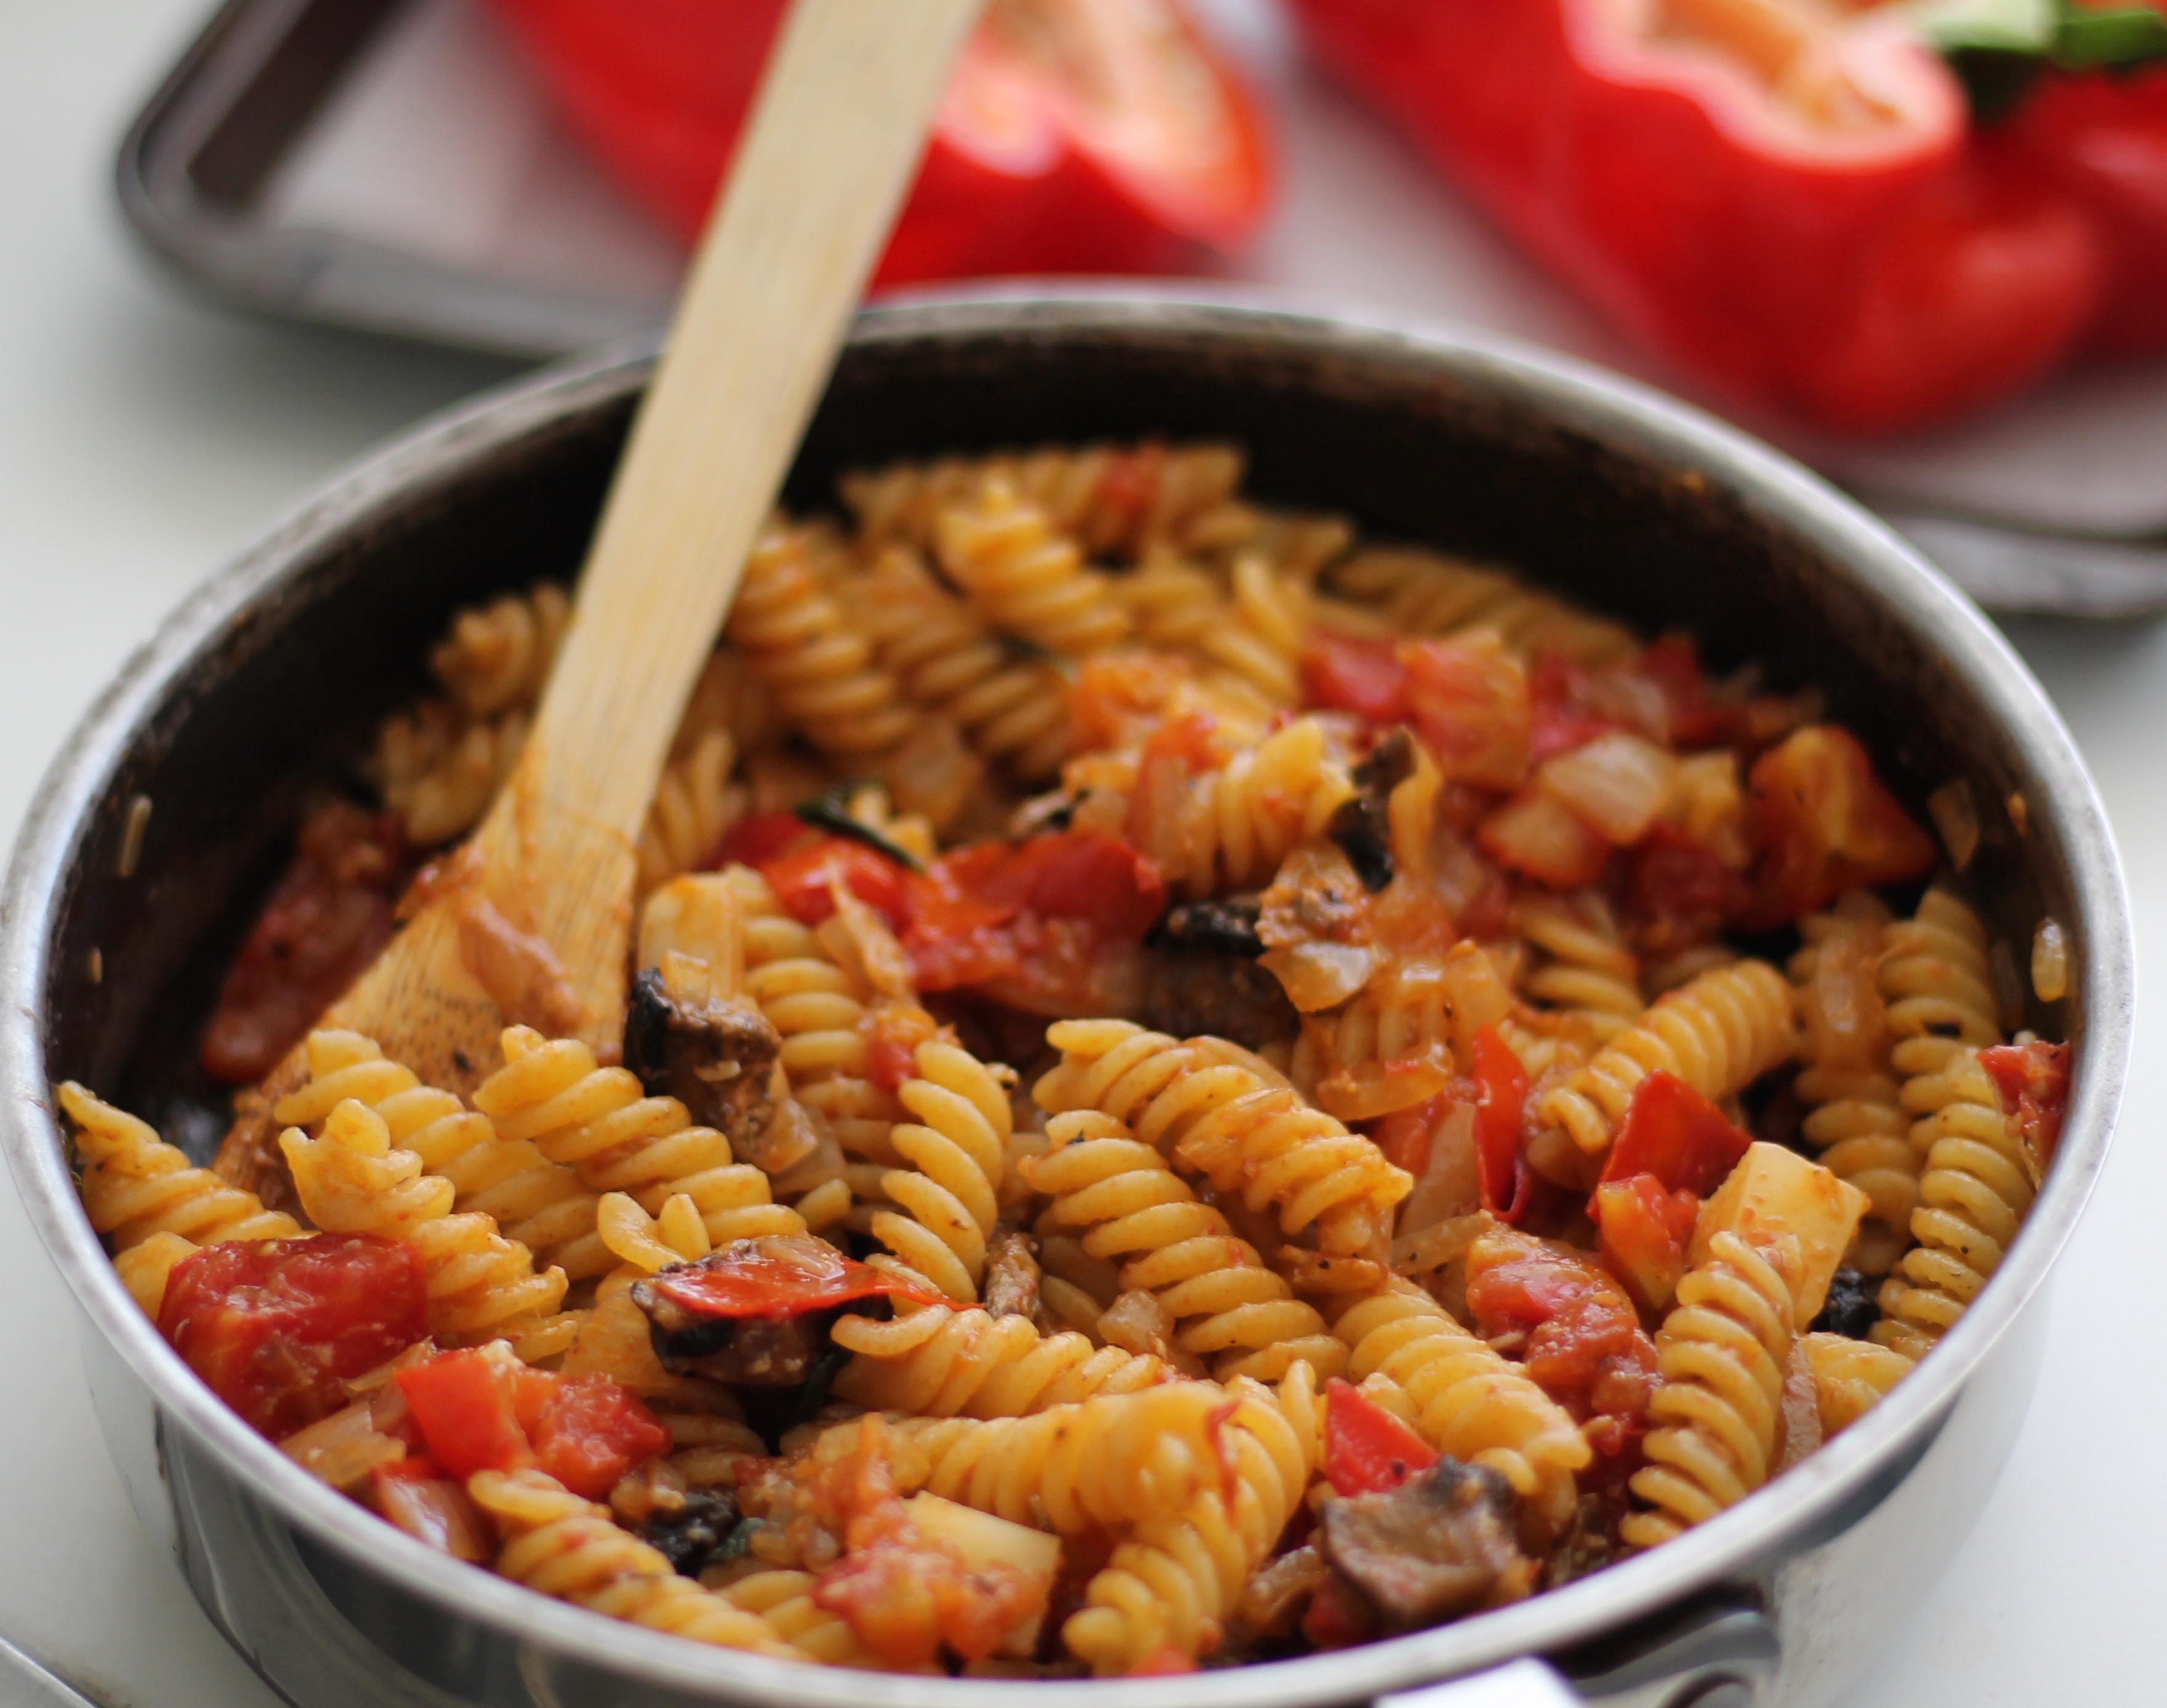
[{"x1": 533, "y1": 0, "x2": 985, "y2": 835}]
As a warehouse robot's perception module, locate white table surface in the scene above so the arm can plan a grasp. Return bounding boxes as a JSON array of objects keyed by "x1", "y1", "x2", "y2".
[{"x1": 0, "y1": 5, "x2": 2159, "y2": 1706}]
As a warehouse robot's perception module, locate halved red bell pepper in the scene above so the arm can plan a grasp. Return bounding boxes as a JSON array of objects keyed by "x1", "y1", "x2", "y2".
[
  {"x1": 1290, "y1": 0, "x2": 2107, "y2": 433},
  {"x1": 1469, "y1": 1023, "x2": 1534, "y2": 1224},
  {"x1": 482, "y1": 0, "x2": 1272, "y2": 283}
]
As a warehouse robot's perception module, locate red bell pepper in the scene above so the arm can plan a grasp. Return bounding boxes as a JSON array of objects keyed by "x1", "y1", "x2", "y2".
[
  {"x1": 1981, "y1": 1037, "x2": 2073, "y2": 1175},
  {"x1": 1600, "y1": 1071, "x2": 1753, "y2": 1196},
  {"x1": 482, "y1": 0, "x2": 1272, "y2": 283},
  {"x1": 1322, "y1": 1377, "x2": 1439, "y2": 1496},
  {"x1": 1290, "y1": 0, "x2": 2112, "y2": 433},
  {"x1": 1590, "y1": 1174, "x2": 1701, "y2": 1317},
  {"x1": 1469, "y1": 1023, "x2": 1534, "y2": 1224},
  {"x1": 640, "y1": 1234, "x2": 945, "y2": 1321}
]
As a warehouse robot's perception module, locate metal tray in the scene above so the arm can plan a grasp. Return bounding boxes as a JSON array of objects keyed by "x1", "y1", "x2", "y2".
[{"x1": 114, "y1": 0, "x2": 2167, "y2": 616}]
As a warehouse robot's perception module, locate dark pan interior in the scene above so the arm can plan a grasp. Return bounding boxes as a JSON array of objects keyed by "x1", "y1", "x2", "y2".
[{"x1": 41, "y1": 318, "x2": 2072, "y2": 1163}]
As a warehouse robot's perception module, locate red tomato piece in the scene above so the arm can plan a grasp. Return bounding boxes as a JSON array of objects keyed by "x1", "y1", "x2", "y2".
[
  {"x1": 1982, "y1": 1039, "x2": 2073, "y2": 1175},
  {"x1": 1527, "y1": 652, "x2": 1619, "y2": 767},
  {"x1": 1323, "y1": 1377, "x2": 1441, "y2": 1497},
  {"x1": 530, "y1": 1373, "x2": 671, "y2": 1500},
  {"x1": 1469, "y1": 1025, "x2": 1534, "y2": 1223},
  {"x1": 1591, "y1": 1174, "x2": 1700, "y2": 1317},
  {"x1": 715, "y1": 811, "x2": 816, "y2": 869},
  {"x1": 1745, "y1": 725, "x2": 1936, "y2": 928},
  {"x1": 1464, "y1": 1232, "x2": 1659, "y2": 1436},
  {"x1": 1601, "y1": 1070, "x2": 1753, "y2": 1198},
  {"x1": 1404, "y1": 634, "x2": 1532, "y2": 790},
  {"x1": 1625, "y1": 825, "x2": 1753, "y2": 945},
  {"x1": 762, "y1": 837, "x2": 912, "y2": 929},
  {"x1": 643, "y1": 1236, "x2": 944, "y2": 1322},
  {"x1": 1300, "y1": 631, "x2": 1410, "y2": 725},
  {"x1": 396, "y1": 1350, "x2": 534, "y2": 1481},
  {"x1": 159, "y1": 1232, "x2": 428, "y2": 1440}
]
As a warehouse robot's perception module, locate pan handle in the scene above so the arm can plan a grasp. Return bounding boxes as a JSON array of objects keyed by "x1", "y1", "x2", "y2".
[{"x1": 1377, "y1": 1603, "x2": 1779, "y2": 1708}]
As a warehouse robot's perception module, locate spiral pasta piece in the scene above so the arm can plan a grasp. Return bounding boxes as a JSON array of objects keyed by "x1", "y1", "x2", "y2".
[
  {"x1": 1872, "y1": 1046, "x2": 2031, "y2": 1362},
  {"x1": 1540, "y1": 960, "x2": 1798, "y2": 1155},
  {"x1": 276, "y1": 1029, "x2": 609, "y2": 1281},
  {"x1": 854, "y1": 545, "x2": 1071, "y2": 781},
  {"x1": 1327, "y1": 546, "x2": 1636, "y2": 666},
  {"x1": 1878, "y1": 886, "x2": 2001, "y2": 1122},
  {"x1": 935, "y1": 478, "x2": 1132, "y2": 656},
  {"x1": 1790, "y1": 906, "x2": 1914, "y2": 1275},
  {"x1": 883, "y1": 1380, "x2": 1244, "y2": 1534},
  {"x1": 1623, "y1": 1231, "x2": 1795, "y2": 1547},
  {"x1": 718, "y1": 1569, "x2": 875, "y2": 1667},
  {"x1": 724, "y1": 519, "x2": 917, "y2": 759},
  {"x1": 1329, "y1": 1279, "x2": 1588, "y2": 1526},
  {"x1": 377, "y1": 707, "x2": 527, "y2": 847},
  {"x1": 1024, "y1": 1110, "x2": 1343, "y2": 1381},
  {"x1": 638, "y1": 727, "x2": 744, "y2": 892},
  {"x1": 62, "y1": 1082, "x2": 299, "y2": 1315},
  {"x1": 867, "y1": 1040, "x2": 1012, "y2": 1302},
  {"x1": 845, "y1": 440, "x2": 1245, "y2": 560},
  {"x1": 280, "y1": 1099, "x2": 566, "y2": 1340},
  {"x1": 1518, "y1": 893, "x2": 1644, "y2": 1042},
  {"x1": 1035, "y1": 1020, "x2": 1412, "y2": 1256},
  {"x1": 432, "y1": 584, "x2": 570, "y2": 720},
  {"x1": 474, "y1": 1028, "x2": 802, "y2": 1247},
  {"x1": 1124, "y1": 715, "x2": 1359, "y2": 899},
  {"x1": 830, "y1": 1307, "x2": 1172, "y2": 1417},
  {"x1": 1062, "y1": 1369, "x2": 1317, "y2": 1675},
  {"x1": 728, "y1": 867, "x2": 903, "y2": 1204},
  {"x1": 469, "y1": 1468, "x2": 793, "y2": 1657}
]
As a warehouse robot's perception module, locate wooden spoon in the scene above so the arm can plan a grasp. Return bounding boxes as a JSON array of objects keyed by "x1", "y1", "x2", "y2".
[{"x1": 216, "y1": 0, "x2": 984, "y2": 1199}]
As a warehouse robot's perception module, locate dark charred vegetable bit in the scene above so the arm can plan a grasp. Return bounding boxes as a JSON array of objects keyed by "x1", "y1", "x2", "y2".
[
  {"x1": 633, "y1": 1235, "x2": 944, "y2": 1387},
  {"x1": 624, "y1": 969, "x2": 782, "y2": 1143},
  {"x1": 981, "y1": 1227, "x2": 1042, "y2": 1320},
  {"x1": 1811, "y1": 1268, "x2": 1881, "y2": 1339},
  {"x1": 794, "y1": 784, "x2": 927, "y2": 871},
  {"x1": 640, "y1": 1488, "x2": 742, "y2": 1577},
  {"x1": 1143, "y1": 895, "x2": 1298, "y2": 1048},
  {"x1": 1328, "y1": 728, "x2": 1416, "y2": 894},
  {"x1": 1318, "y1": 1458, "x2": 1529, "y2": 1629},
  {"x1": 1543, "y1": 1494, "x2": 1624, "y2": 1591}
]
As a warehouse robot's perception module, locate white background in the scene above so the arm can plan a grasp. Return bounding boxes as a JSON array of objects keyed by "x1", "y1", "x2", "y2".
[{"x1": 0, "y1": 4, "x2": 2158, "y2": 1706}]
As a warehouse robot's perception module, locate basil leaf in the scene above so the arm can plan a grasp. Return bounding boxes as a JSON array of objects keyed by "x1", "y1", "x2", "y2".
[
  {"x1": 2053, "y1": 6, "x2": 2167, "y2": 68},
  {"x1": 793, "y1": 784, "x2": 926, "y2": 871}
]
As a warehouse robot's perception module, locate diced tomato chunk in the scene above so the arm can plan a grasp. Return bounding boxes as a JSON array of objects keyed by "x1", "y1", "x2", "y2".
[
  {"x1": 1301, "y1": 631, "x2": 1410, "y2": 724},
  {"x1": 1982, "y1": 1039, "x2": 2072, "y2": 1177},
  {"x1": 1527, "y1": 653, "x2": 1621, "y2": 766},
  {"x1": 531, "y1": 1373, "x2": 671, "y2": 1499},
  {"x1": 1745, "y1": 726, "x2": 1936, "y2": 927},
  {"x1": 159, "y1": 1232, "x2": 428, "y2": 1440},
  {"x1": 1323, "y1": 1377, "x2": 1441, "y2": 1496},
  {"x1": 396, "y1": 1349, "x2": 533, "y2": 1481},
  {"x1": 762, "y1": 836, "x2": 911, "y2": 929},
  {"x1": 1465, "y1": 1230, "x2": 1658, "y2": 1440},
  {"x1": 715, "y1": 810, "x2": 816, "y2": 869},
  {"x1": 1626, "y1": 824, "x2": 1752, "y2": 943},
  {"x1": 1404, "y1": 634, "x2": 1532, "y2": 790},
  {"x1": 1601, "y1": 1071, "x2": 1753, "y2": 1198}
]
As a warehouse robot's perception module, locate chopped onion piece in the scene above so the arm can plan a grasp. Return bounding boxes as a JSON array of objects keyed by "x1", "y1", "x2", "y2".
[
  {"x1": 1479, "y1": 788, "x2": 1611, "y2": 889},
  {"x1": 1537, "y1": 731, "x2": 1679, "y2": 844},
  {"x1": 2032, "y1": 916, "x2": 2069, "y2": 1003},
  {"x1": 1260, "y1": 940, "x2": 1377, "y2": 1012},
  {"x1": 1927, "y1": 779, "x2": 1980, "y2": 872}
]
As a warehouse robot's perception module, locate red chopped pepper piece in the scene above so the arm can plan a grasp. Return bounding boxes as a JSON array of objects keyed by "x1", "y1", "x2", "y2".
[
  {"x1": 1982, "y1": 1038, "x2": 2073, "y2": 1179},
  {"x1": 159, "y1": 1232, "x2": 428, "y2": 1440},
  {"x1": 482, "y1": 0, "x2": 1273, "y2": 281},
  {"x1": 1601, "y1": 1071, "x2": 1753, "y2": 1199},
  {"x1": 529, "y1": 1373, "x2": 672, "y2": 1500},
  {"x1": 762, "y1": 836, "x2": 912, "y2": 929},
  {"x1": 644, "y1": 1238, "x2": 944, "y2": 1322},
  {"x1": 1745, "y1": 725, "x2": 1936, "y2": 927},
  {"x1": 1322, "y1": 1377, "x2": 1439, "y2": 1497},
  {"x1": 1469, "y1": 1024, "x2": 1534, "y2": 1225},
  {"x1": 1290, "y1": 0, "x2": 2114, "y2": 433}
]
